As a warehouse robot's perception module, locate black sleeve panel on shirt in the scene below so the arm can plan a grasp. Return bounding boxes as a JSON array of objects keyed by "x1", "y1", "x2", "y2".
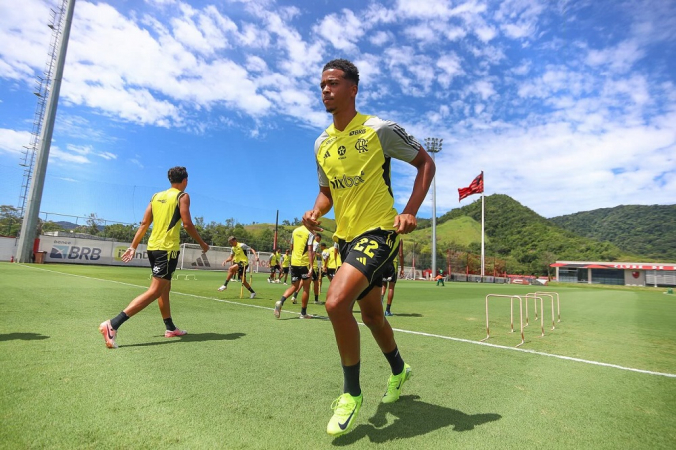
[{"x1": 166, "y1": 192, "x2": 185, "y2": 231}]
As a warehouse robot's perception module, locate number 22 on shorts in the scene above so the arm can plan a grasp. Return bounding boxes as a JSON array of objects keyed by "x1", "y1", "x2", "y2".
[{"x1": 354, "y1": 238, "x2": 378, "y2": 258}]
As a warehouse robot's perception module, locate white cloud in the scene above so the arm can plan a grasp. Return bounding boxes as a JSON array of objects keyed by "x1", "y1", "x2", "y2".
[
  {"x1": 0, "y1": 0, "x2": 52, "y2": 80},
  {"x1": 0, "y1": 128, "x2": 31, "y2": 156},
  {"x1": 471, "y1": 79, "x2": 496, "y2": 100},
  {"x1": 369, "y1": 31, "x2": 392, "y2": 47},
  {"x1": 586, "y1": 39, "x2": 645, "y2": 73},
  {"x1": 97, "y1": 152, "x2": 117, "y2": 160},
  {"x1": 313, "y1": 9, "x2": 365, "y2": 52},
  {"x1": 436, "y1": 53, "x2": 464, "y2": 88},
  {"x1": 49, "y1": 146, "x2": 90, "y2": 164}
]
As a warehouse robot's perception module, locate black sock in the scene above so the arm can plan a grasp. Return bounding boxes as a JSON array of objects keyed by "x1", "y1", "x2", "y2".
[
  {"x1": 110, "y1": 311, "x2": 129, "y2": 330},
  {"x1": 301, "y1": 307, "x2": 307, "y2": 315},
  {"x1": 248, "y1": 287, "x2": 254, "y2": 293},
  {"x1": 163, "y1": 317, "x2": 176, "y2": 331},
  {"x1": 315, "y1": 294, "x2": 318, "y2": 301},
  {"x1": 342, "y1": 362, "x2": 361, "y2": 397},
  {"x1": 384, "y1": 346, "x2": 405, "y2": 375},
  {"x1": 280, "y1": 296, "x2": 287, "y2": 306},
  {"x1": 386, "y1": 304, "x2": 391, "y2": 312},
  {"x1": 224, "y1": 280, "x2": 229, "y2": 286}
]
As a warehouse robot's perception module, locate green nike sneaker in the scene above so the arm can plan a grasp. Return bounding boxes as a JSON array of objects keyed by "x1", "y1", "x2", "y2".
[
  {"x1": 382, "y1": 363, "x2": 412, "y2": 403},
  {"x1": 326, "y1": 393, "x2": 363, "y2": 437}
]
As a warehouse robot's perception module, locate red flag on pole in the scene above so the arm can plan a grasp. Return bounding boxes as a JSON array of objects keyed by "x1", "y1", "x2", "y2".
[{"x1": 458, "y1": 172, "x2": 484, "y2": 201}]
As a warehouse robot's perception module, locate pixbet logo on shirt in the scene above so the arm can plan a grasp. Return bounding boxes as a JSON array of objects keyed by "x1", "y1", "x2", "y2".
[{"x1": 330, "y1": 171, "x2": 365, "y2": 190}]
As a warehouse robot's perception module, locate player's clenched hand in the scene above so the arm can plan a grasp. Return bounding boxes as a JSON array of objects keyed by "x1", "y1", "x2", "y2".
[
  {"x1": 302, "y1": 209, "x2": 324, "y2": 232},
  {"x1": 121, "y1": 247, "x2": 136, "y2": 263},
  {"x1": 393, "y1": 213, "x2": 417, "y2": 234}
]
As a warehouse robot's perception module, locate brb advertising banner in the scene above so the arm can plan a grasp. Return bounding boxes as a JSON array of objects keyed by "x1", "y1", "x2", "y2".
[{"x1": 39, "y1": 236, "x2": 149, "y2": 267}]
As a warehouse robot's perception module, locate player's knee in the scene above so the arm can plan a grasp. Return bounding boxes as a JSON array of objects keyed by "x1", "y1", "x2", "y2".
[
  {"x1": 362, "y1": 311, "x2": 384, "y2": 329},
  {"x1": 325, "y1": 295, "x2": 349, "y2": 317}
]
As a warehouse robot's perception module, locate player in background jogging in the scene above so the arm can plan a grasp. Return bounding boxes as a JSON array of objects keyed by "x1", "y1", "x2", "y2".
[
  {"x1": 218, "y1": 236, "x2": 259, "y2": 299},
  {"x1": 274, "y1": 226, "x2": 315, "y2": 319}
]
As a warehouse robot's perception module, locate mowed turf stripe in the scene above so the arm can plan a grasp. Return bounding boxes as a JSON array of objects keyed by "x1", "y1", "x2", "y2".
[{"x1": 19, "y1": 263, "x2": 676, "y2": 379}]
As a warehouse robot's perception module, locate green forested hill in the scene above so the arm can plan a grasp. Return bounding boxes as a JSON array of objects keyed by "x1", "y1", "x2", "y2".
[
  {"x1": 550, "y1": 204, "x2": 676, "y2": 260},
  {"x1": 436, "y1": 194, "x2": 632, "y2": 273}
]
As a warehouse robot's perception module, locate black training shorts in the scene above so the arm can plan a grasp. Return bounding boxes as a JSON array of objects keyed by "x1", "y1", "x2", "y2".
[
  {"x1": 148, "y1": 250, "x2": 180, "y2": 280},
  {"x1": 291, "y1": 265, "x2": 310, "y2": 283},
  {"x1": 382, "y1": 262, "x2": 398, "y2": 283},
  {"x1": 338, "y1": 229, "x2": 400, "y2": 300}
]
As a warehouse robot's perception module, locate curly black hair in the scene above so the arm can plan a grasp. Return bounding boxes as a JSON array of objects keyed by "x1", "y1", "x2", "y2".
[
  {"x1": 322, "y1": 59, "x2": 359, "y2": 86},
  {"x1": 168, "y1": 166, "x2": 188, "y2": 183}
]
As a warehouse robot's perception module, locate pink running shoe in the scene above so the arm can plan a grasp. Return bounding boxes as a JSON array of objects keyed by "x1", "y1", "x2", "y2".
[
  {"x1": 165, "y1": 329, "x2": 187, "y2": 338},
  {"x1": 99, "y1": 320, "x2": 117, "y2": 349}
]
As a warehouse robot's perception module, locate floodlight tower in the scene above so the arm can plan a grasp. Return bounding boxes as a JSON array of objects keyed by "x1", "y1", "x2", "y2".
[
  {"x1": 16, "y1": 0, "x2": 76, "y2": 263},
  {"x1": 424, "y1": 137, "x2": 442, "y2": 279}
]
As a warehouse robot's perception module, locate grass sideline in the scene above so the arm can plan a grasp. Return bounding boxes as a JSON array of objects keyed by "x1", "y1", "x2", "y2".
[{"x1": 0, "y1": 262, "x2": 675, "y2": 449}]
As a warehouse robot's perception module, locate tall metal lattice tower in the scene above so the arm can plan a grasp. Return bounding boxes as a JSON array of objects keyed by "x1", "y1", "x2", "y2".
[
  {"x1": 16, "y1": 0, "x2": 75, "y2": 263},
  {"x1": 17, "y1": 1, "x2": 68, "y2": 217}
]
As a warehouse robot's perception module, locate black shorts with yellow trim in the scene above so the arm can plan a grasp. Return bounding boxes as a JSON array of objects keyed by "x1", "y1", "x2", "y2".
[
  {"x1": 232, "y1": 261, "x2": 249, "y2": 278},
  {"x1": 382, "y1": 262, "x2": 398, "y2": 283},
  {"x1": 338, "y1": 229, "x2": 399, "y2": 300},
  {"x1": 290, "y1": 265, "x2": 310, "y2": 283},
  {"x1": 148, "y1": 250, "x2": 180, "y2": 280}
]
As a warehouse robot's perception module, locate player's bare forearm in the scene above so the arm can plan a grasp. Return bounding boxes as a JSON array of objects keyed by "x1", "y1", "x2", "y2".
[
  {"x1": 395, "y1": 148, "x2": 436, "y2": 234},
  {"x1": 184, "y1": 223, "x2": 209, "y2": 253},
  {"x1": 179, "y1": 193, "x2": 209, "y2": 252},
  {"x1": 122, "y1": 204, "x2": 153, "y2": 262},
  {"x1": 303, "y1": 186, "x2": 332, "y2": 232}
]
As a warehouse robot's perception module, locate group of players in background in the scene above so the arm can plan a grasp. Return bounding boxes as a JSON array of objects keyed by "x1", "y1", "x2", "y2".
[{"x1": 98, "y1": 59, "x2": 435, "y2": 438}]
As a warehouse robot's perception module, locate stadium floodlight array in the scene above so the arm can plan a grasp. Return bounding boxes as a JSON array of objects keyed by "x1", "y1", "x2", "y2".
[
  {"x1": 528, "y1": 292, "x2": 557, "y2": 331},
  {"x1": 480, "y1": 294, "x2": 526, "y2": 347}
]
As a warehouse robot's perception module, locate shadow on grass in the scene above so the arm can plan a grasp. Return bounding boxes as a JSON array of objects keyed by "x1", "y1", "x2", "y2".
[
  {"x1": 278, "y1": 315, "x2": 331, "y2": 321},
  {"x1": 0, "y1": 332, "x2": 50, "y2": 341},
  {"x1": 332, "y1": 395, "x2": 501, "y2": 446},
  {"x1": 121, "y1": 332, "x2": 245, "y2": 348},
  {"x1": 386, "y1": 313, "x2": 423, "y2": 318}
]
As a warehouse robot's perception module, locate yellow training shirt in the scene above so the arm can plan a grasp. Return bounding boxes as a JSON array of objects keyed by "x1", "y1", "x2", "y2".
[
  {"x1": 315, "y1": 112, "x2": 420, "y2": 242},
  {"x1": 291, "y1": 226, "x2": 313, "y2": 267},
  {"x1": 147, "y1": 187, "x2": 184, "y2": 252}
]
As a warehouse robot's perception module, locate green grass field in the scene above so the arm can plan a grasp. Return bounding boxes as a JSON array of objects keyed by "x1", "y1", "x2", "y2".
[{"x1": 1, "y1": 262, "x2": 675, "y2": 449}]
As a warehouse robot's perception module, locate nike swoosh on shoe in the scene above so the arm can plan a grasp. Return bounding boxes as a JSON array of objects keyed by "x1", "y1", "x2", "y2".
[{"x1": 338, "y1": 408, "x2": 356, "y2": 430}]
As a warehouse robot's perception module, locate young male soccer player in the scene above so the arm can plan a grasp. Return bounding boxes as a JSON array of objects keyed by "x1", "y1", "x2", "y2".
[
  {"x1": 274, "y1": 226, "x2": 315, "y2": 319},
  {"x1": 268, "y1": 249, "x2": 281, "y2": 283},
  {"x1": 381, "y1": 241, "x2": 404, "y2": 316},
  {"x1": 280, "y1": 249, "x2": 291, "y2": 284},
  {"x1": 218, "y1": 236, "x2": 259, "y2": 298},
  {"x1": 98, "y1": 166, "x2": 210, "y2": 349},
  {"x1": 302, "y1": 59, "x2": 435, "y2": 436}
]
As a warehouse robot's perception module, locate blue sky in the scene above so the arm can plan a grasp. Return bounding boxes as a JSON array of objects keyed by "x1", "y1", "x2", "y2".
[{"x1": 0, "y1": 0, "x2": 674, "y2": 228}]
